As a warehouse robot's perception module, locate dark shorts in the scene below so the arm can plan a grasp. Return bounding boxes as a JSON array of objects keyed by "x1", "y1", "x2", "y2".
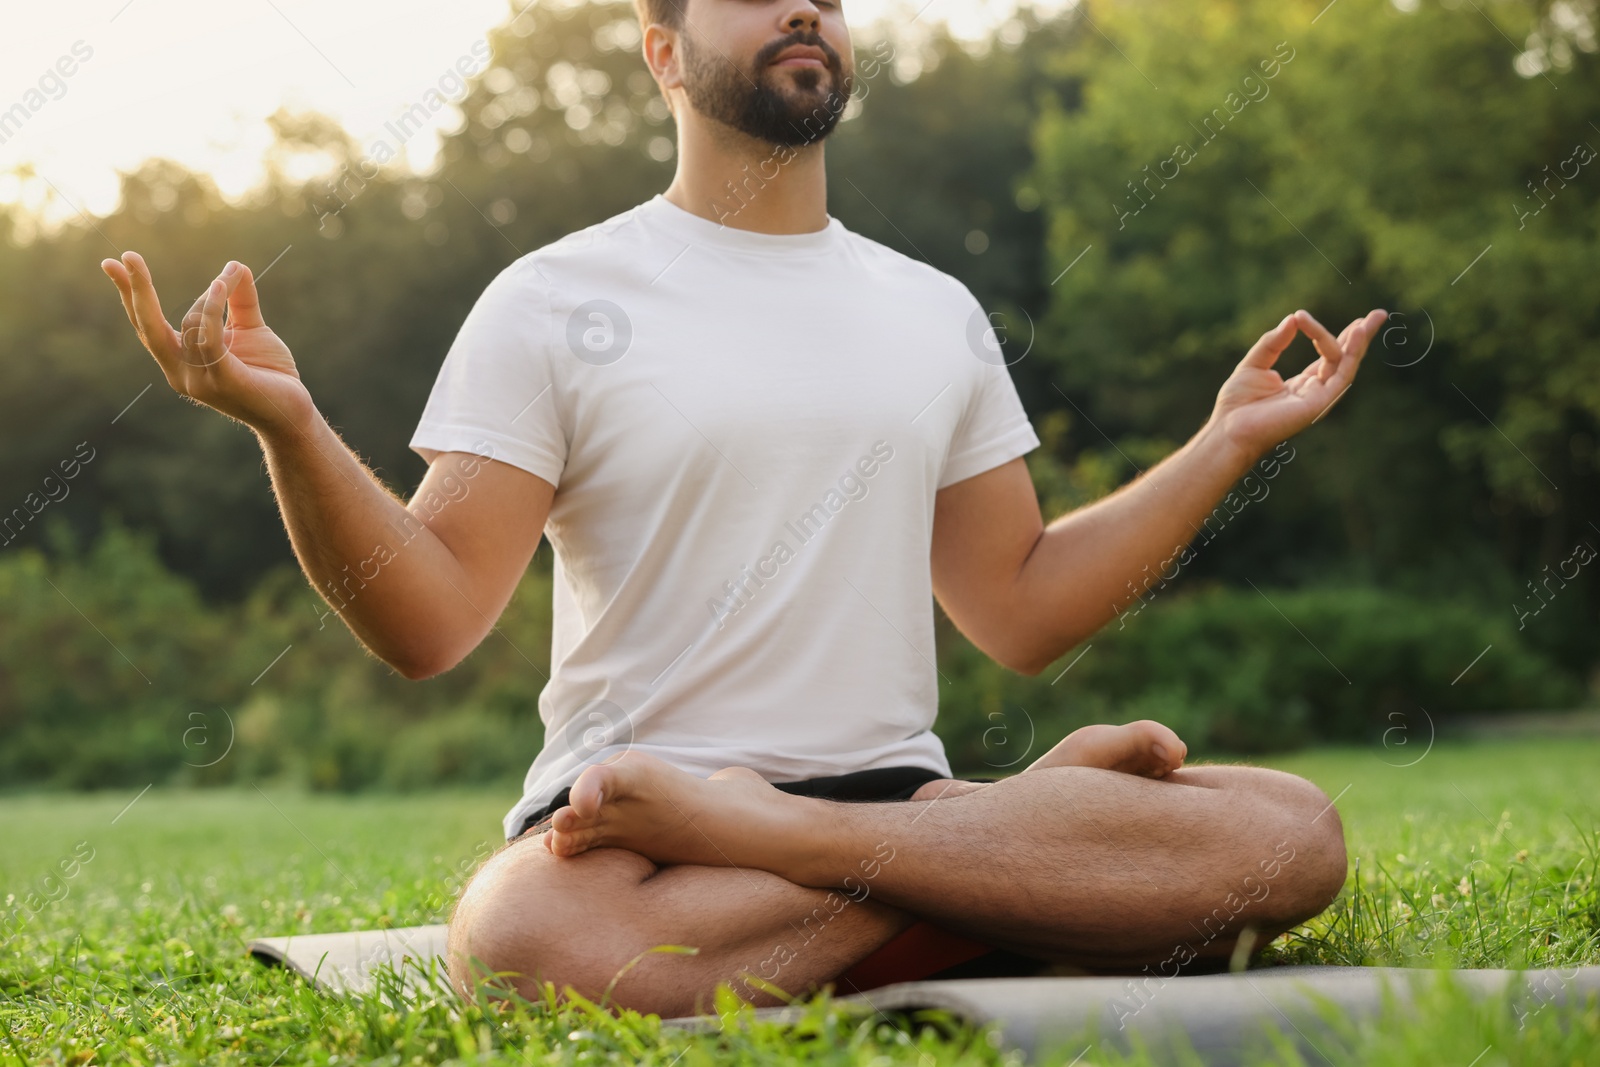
[{"x1": 511, "y1": 764, "x2": 982, "y2": 841}]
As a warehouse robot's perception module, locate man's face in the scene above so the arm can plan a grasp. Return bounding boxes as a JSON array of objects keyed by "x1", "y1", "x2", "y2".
[{"x1": 675, "y1": 0, "x2": 854, "y2": 147}]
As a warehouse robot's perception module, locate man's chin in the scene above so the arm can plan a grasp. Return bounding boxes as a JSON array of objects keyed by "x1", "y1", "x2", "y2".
[
  {"x1": 767, "y1": 115, "x2": 842, "y2": 148},
  {"x1": 762, "y1": 88, "x2": 849, "y2": 140}
]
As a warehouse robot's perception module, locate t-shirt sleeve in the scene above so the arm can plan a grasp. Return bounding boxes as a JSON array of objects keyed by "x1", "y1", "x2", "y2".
[
  {"x1": 408, "y1": 258, "x2": 567, "y2": 487},
  {"x1": 938, "y1": 304, "x2": 1041, "y2": 490}
]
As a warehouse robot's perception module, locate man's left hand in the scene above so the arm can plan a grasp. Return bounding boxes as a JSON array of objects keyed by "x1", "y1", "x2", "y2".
[{"x1": 1209, "y1": 307, "x2": 1388, "y2": 458}]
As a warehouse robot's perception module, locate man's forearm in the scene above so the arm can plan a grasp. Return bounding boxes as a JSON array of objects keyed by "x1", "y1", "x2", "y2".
[
  {"x1": 1010, "y1": 419, "x2": 1262, "y2": 673},
  {"x1": 256, "y1": 407, "x2": 478, "y2": 678}
]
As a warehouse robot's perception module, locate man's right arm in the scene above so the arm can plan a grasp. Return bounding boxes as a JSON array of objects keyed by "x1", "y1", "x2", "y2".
[{"x1": 102, "y1": 250, "x2": 552, "y2": 680}]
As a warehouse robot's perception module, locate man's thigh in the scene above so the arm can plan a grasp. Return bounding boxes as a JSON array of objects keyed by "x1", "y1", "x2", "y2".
[{"x1": 448, "y1": 829, "x2": 912, "y2": 1017}]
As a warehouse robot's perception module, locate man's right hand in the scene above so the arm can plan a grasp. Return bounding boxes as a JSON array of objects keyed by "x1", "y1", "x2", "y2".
[
  {"x1": 101, "y1": 251, "x2": 314, "y2": 435},
  {"x1": 99, "y1": 250, "x2": 554, "y2": 680}
]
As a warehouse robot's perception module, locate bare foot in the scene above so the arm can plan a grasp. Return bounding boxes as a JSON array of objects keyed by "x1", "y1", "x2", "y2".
[
  {"x1": 909, "y1": 719, "x2": 1187, "y2": 801},
  {"x1": 544, "y1": 751, "x2": 826, "y2": 876},
  {"x1": 548, "y1": 725, "x2": 1188, "y2": 861},
  {"x1": 1029, "y1": 720, "x2": 1187, "y2": 778}
]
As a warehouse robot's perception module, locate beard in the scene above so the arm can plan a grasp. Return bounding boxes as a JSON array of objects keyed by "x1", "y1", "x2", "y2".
[{"x1": 680, "y1": 31, "x2": 853, "y2": 148}]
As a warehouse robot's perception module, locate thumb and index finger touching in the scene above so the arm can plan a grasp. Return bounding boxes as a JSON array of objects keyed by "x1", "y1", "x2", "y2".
[
  {"x1": 1298, "y1": 307, "x2": 1388, "y2": 388},
  {"x1": 1240, "y1": 307, "x2": 1388, "y2": 383}
]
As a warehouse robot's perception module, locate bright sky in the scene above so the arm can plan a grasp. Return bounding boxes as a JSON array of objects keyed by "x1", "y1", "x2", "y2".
[{"x1": 0, "y1": 0, "x2": 1070, "y2": 234}]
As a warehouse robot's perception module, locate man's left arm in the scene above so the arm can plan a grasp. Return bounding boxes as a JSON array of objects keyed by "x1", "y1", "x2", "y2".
[{"x1": 930, "y1": 307, "x2": 1387, "y2": 676}]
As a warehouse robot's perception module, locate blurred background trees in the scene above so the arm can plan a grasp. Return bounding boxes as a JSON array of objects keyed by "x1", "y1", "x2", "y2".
[{"x1": 2, "y1": 0, "x2": 1596, "y2": 789}]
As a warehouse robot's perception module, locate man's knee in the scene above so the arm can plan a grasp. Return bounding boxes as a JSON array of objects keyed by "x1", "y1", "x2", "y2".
[
  {"x1": 1259, "y1": 770, "x2": 1348, "y2": 922},
  {"x1": 1186, "y1": 764, "x2": 1348, "y2": 925},
  {"x1": 447, "y1": 834, "x2": 655, "y2": 1003}
]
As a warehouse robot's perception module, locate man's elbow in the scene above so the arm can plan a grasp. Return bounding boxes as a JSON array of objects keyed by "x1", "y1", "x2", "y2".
[
  {"x1": 1007, "y1": 654, "x2": 1049, "y2": 678},
  {"x1": 395, "y1": 656, "x2": 444, "y2": 682},
  {"x1": 1002, "y1": 633, "x2": 1086, "y2": 678},
  {"x1": 996, "y1": 638, "x2": 1050, "y2": 677},
  {"x1": 391, "y1": 640, "x2": 469, "y2": 682}
]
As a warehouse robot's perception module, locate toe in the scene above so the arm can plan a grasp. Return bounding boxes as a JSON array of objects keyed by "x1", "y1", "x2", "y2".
[
  {"x1": 549, "y1": 805, "x2": 585, "y2": 832},
  {"x1": 568, "y1": 766, "x2": 613, "y2": 819},
  {"x1": 547, "y1": 827, "x2": 599, "y2": 857}
]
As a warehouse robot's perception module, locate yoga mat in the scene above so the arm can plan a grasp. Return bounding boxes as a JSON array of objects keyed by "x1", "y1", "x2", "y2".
[
  {"x1": 249, "y1": 925, "x2": 1600, "y2": 1062},
  {"x1": 249, "y1": 923, "x2": 450, "y2": 997},
  {"x1": 709, "y1": 965, "x2": 1600, "y2": 1063}
]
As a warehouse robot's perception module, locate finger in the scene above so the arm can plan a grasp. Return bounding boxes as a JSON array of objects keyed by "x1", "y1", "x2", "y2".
[
  {"x1": 1311, "y1": 314, "x2": 1386, "y2": 414},
  {"x1": 100, "y1": 259, "x2": 140, "y2": 330},
  {"x1": 118, "y1": 251, "x2": 184, "y2": 363},
  {"x1": 1239, "y1": 313, "x2": 1299, "y2": 369},
  {"x1": 1325, "y1": 310, "x2": 1386, "y2": 385},
  {"x1": 180, "y1": 286, "x2": 211, "y2": 365},
  {"x1": 1293, "y1": 309, "x2": 1345, "y2": 383},
  {"x1": 1347, "y1": 308, "x2": 1388, "y2": 360},
  {"x1": 1325, "y1": 319, "x2": 1361, "y2": 379},
  {"x1": 179, "y1": 277, "x2": 227, "y2": 368},
  {"x1": 103, "y1": 257, "x2": 191, "y2": 394},
  {"x1": 201, "y1": 276, "x2": 229, "y2": 366},
  {"x1": 223, "y1": 262, "x2": 266, "y2": 329},
  {"x1": 180, "y1": 275, "x2": 227, "y2": 367}
]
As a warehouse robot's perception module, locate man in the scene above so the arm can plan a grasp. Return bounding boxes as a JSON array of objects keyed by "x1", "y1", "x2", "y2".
[{"x1": 101, "y1": 0, "x2": 1386, "y2": 1021}]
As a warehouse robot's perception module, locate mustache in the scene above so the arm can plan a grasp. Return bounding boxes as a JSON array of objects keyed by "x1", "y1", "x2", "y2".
[{"x1": 757, "y1": 31, "x2": 842, "y2": 70}]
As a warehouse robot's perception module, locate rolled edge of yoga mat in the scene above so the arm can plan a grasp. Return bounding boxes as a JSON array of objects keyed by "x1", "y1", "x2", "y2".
[{"x1": 678, "y1": 965, "x2": 1600, "y2": 1062}]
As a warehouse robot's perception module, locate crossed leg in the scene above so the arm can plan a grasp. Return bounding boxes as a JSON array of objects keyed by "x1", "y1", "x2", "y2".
[{"x1": 448, "y1": 722, "x2": 1346, "y2": 1017}]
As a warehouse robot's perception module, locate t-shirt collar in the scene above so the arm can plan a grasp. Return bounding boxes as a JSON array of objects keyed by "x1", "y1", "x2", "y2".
[{"x1": 637, "y1": 192, "x2": 842, "y2": 256}]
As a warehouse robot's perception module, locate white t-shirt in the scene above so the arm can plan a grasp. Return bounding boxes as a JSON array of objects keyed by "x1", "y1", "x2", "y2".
[{"x1": 410, "y1": 192, "x2": 1040, "y2": 840}]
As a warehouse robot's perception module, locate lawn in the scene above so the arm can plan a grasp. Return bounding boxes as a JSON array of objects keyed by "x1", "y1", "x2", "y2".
[{"x1": 2, "y1": 737, "x2": 1598, "y2": 1065}]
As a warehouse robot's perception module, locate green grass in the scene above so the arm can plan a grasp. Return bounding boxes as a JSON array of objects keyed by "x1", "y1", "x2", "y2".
[{"x1": 2, "y1": 738, "x2": 1598, "y2": 1065}]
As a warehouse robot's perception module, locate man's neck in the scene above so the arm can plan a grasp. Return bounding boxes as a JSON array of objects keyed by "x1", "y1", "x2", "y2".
[{"x1": 662, "y1": 119, "x2": 830, "y2": 235}]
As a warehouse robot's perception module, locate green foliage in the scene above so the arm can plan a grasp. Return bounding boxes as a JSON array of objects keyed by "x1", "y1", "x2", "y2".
[
  {"x1": 3, "y1": 512, "x2": 1583, "y2": 789},
  {"x1": 939, "y1": 582, "x2": 1581, "y2": 771},
  {"x1": 0, "y1": 516, "x2": 548, "y2": 791}
]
